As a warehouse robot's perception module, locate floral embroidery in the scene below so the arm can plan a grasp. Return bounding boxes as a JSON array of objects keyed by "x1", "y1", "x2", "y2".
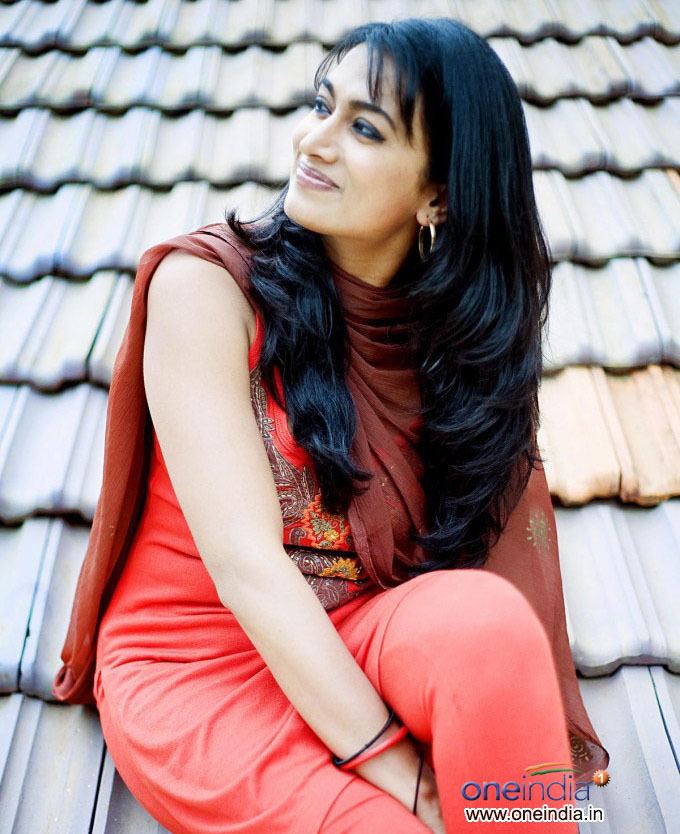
[
  {"x1": 249, "y1": 365, "x2": 371, "y2": 609},
  {"x1": 287, "y1": 547, "x2": 367, "y2": 581},
  {"x1": 286, "y1": 545, "x2": 371, "y2": 609},
  {"x1": 526, "y1": 507, "x2": 552, "y2": 555},
  {"x1": 318, "y1": 557, "x2": 364, "y2": 581},
  {"x1": 299, "y1": 493, "x2": 354, "y2": 549}
]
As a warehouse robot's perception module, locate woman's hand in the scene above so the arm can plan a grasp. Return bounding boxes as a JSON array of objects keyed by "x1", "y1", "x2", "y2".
[
  {"x1": 353, "y1": 729, "x2": 445, "y2": 832},
  {"x1": 413, "y1": 759, "x2": 445, "y2": 834}
]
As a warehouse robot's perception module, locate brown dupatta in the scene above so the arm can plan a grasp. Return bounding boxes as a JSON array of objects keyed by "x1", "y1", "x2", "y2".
[{"x1": 53, "y1": 222, "x2": 609, "y2": 783}]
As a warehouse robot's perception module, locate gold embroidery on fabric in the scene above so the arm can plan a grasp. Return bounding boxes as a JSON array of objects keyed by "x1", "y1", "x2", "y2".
[
  {"x1": 302, "y1": 575, "x2": 370, "y2": 610},
  {"x1": 300, "y1": 493, "x2": 354, "y2": 549},
  {"x1": 318, "y1": 557, "x2": 363, "y2": 581},
  {"x1": 287, "y1": 548, "x2": 367, "y2": 582},
  {"x1": 249, "y1": 365, "x2": 318, "y2": 525},
  {"x1": 526, "y1": 507, "x2": 552, "y2": 555},
  {"x1": 569, "y1": 730, "x2": 593, "y2": 764}
]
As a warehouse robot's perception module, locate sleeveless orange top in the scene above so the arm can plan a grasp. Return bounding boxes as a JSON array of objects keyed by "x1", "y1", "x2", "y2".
[
  {"x1": 149, "y1": 307, "x2": 376, "y2": 613},
  {"x1": 94, "y1": 304, "x2": 378, "y2": 675}
]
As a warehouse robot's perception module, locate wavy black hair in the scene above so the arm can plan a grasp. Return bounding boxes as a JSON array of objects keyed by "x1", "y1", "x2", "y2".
[{"x1": 223, "y1": 17, "x2": 552, "y2": 577}]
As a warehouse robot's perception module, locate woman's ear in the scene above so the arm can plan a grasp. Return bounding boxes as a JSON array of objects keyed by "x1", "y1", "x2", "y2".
[
  {"x1": 432, "y1": 186, "x2": 448, "y2": 222},
  {"x1": 418, "y1": 186, "x2": 447, "y2": 226}
]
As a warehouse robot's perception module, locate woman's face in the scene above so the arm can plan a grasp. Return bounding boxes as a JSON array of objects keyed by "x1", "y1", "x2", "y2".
[{"x1": 283, "y1": 43, "x2": 446, "y2": 282}]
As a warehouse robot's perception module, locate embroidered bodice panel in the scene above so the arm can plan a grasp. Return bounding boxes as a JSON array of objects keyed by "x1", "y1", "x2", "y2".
[{"x1": 248, "y1": 362, "x2": 376, "y2": 610}]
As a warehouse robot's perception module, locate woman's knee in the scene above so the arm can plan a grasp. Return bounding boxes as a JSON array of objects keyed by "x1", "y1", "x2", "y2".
[{"x1": 381, "y1": 568, "x2": 551, "y2": 666}]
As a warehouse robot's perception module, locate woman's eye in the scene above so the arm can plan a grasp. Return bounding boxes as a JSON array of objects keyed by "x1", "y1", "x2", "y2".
[
  {"x1": 354, "y1": 120, "x2": 380, "y2": 139},
  {"x1": 311, "y1": 97, "x2": 381, "y2": 140},
  {"x1": 312, "y1": 97, "x2": 329, "y2": 114}
]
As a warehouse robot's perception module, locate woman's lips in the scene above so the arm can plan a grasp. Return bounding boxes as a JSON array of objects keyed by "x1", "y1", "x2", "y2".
[{"x1": 296, "y1": 162, "x2": 339, "y2": 190}]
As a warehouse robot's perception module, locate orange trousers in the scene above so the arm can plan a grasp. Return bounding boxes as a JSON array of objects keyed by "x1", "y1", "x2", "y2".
[
  {"x1": 318, "y1": 570, "x2": 579, "y2": 833},
  {"x1": 96, "y1": 569, "x2": 579, "y2": 833}
]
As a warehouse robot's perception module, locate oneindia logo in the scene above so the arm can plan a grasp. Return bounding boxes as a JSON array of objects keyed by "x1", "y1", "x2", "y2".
[{"x1": 461, "y1": 761, "x2": 611, "y2": 802}]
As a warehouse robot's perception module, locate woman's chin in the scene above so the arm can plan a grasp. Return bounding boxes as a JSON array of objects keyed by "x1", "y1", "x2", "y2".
[{"x1": 283, "y1": 193, "x2": 331, "y2": 231}]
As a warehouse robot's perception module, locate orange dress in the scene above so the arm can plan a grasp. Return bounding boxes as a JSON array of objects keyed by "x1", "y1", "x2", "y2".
[
  {"x1": 93, "y1": 303, "x2": 582, "y2": 834},
  {"x1": 93, "y1": 307, "x2": 381, "y2": 832}
]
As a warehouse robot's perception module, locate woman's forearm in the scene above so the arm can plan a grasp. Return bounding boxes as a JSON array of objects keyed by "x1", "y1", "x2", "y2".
[{"x1": 213, "y1": 545, "x2": 425, "y2": 809}]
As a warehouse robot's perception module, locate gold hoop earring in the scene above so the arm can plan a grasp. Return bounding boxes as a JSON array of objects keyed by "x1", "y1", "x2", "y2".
[{"x1": 418, "y1": 220, "x2": 437, "y2": 261}]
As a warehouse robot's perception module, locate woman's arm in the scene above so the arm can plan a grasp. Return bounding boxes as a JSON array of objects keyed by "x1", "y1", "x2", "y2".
[{"x1": 142, "y1": 250, "x2": 432, "y2": 815}]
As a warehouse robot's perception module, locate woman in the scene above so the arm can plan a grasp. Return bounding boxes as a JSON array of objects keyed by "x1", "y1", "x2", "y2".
[{"x1": 53, "y1": 18, "x2": 609, "y2": 834}]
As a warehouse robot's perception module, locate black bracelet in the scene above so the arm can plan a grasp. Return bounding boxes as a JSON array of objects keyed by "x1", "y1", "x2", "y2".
[
  {"x1": 331, "y1": 708, "x2": 397, "y2": 767},
  {"x1": 413, "y1": 748, "x2": 426, "y2": 814}
]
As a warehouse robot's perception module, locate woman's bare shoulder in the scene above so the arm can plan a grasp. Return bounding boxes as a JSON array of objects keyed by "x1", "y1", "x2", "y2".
[{"x1": 148, "y1": 248, "x2": 257, "y2": 349}]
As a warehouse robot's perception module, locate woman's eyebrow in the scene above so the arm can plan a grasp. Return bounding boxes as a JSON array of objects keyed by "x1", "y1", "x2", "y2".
[{"x1": 319, "y1": 78, "x2": 397, "y2": 133}]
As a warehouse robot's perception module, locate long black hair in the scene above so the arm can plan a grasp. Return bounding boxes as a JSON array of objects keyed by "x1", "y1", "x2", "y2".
[{"x1": 223, "y1": 17, "x2": 552, "y2": 576}]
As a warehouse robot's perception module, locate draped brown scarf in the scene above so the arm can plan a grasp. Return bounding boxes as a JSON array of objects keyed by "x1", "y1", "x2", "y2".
[
  {"x1": 53, "y1": 221, "x2": 609, "y2": 783},
  {"x1": 327, "y1": 250, "x2": 428, "y2": 588}
]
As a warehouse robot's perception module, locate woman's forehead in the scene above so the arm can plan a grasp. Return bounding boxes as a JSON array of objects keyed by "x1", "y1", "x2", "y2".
[
  {"x1": 322, "y1": 45, "x2": 422, "y2": 144},
  {"x1": 325, "y1": 44, "x2": 398, "y2": 105}
]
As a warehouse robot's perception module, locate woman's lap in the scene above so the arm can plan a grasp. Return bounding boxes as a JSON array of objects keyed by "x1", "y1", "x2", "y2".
[
  {"x1": 97, "y1": 568, "x2": 562, "y2": 833},
  {"x1": 96, "y1": 656, "x2": 355, "y2": 834}
]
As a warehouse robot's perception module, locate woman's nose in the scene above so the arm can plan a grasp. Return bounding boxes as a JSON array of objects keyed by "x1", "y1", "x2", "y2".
[{"x1": 298, "y1": 114, "x2": 338, "y2": 159}]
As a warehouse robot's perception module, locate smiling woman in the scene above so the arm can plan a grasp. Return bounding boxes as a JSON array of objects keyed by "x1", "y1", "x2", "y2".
[
  {"x1": 284, "y1": 42, "x2": 445, "y2": 290},
  {"x1": 55, "y1": 15, "x2": 609, "y2": 834}
]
